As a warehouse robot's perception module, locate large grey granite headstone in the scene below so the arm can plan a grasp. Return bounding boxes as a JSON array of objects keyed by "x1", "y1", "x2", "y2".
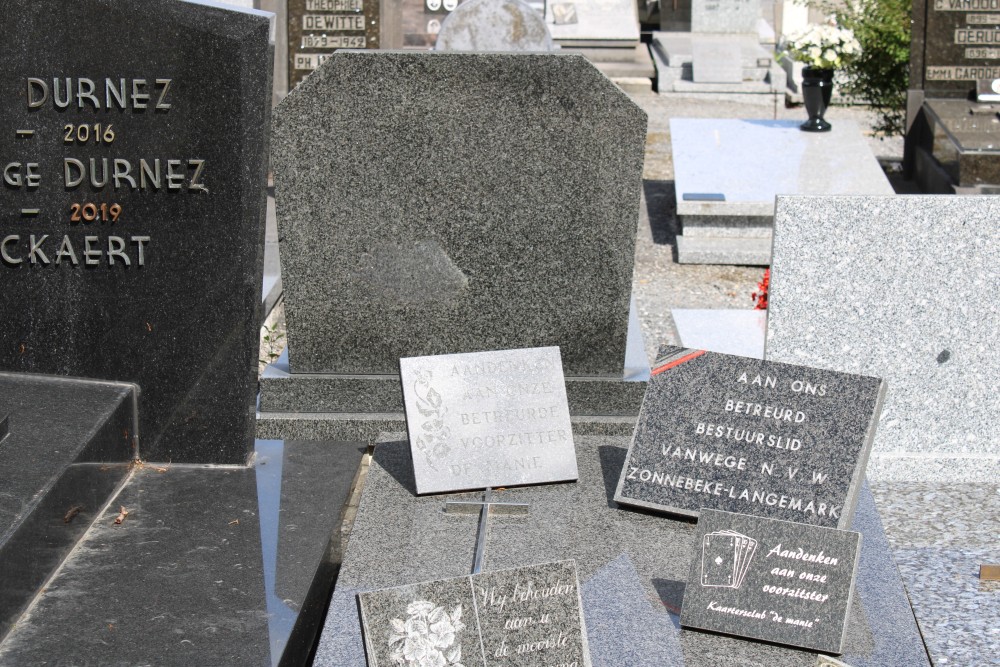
[
  {"x1": 0, "y1": 0, "x2": 273, "y2": 464},
  {"x1": 435, "y1": 0, "x2": 554, "y2": 51},
  {"x1": 313, "y1": 436, "x2": 931, "y2": 666},
  {"x1": 680, "y1": 509, "x2": 862, "y2": 655},
  {"x1": 358, "y1": 561, "x2": 590, "y2": 667},
  {"x1": 767, "y1": 196, "x2": 1000, "y2": 482},
  {"x1": 614, "y1": 347, "x2": 884, "y2": 529},
  {"x1": 400, "y1": 347, "x2": 577, "y2": 494},
  {"x1": 272, "y1": 52, "x2": 646, "y2": 377}
]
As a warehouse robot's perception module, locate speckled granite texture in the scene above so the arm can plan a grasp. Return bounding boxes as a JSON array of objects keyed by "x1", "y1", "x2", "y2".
[
  {"x1": 255, "y1": 412, "x2": 638, "y2": 443},
  {"x1": 272, "y1": 52, "x2": 646, "y2": 377},
  {"x1": 313, "y1": 436, "x2": 929, "y2": 666},
  {"x1": 259, "y1": 353, "x2": 647, "y2": 415},
  {"x1": 767, "y1": 196, "x2": 999, "y2": 474},
  {"x1": 872, "y1": 482, "x2": 1000, "y2": 667}
]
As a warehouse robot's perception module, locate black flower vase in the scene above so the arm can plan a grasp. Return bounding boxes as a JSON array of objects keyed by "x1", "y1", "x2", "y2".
[{"x1": 800, "y1": 66, "x2": 834, "y2": 132}]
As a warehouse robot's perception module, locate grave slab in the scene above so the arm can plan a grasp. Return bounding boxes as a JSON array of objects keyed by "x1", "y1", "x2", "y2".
[
  {"x1": 671, "y1": 309, "x2": 767, "y2": 359},
  {"x1": 0, "y1": 438, "x2": 365, "y2": 664},
  {"x1": 400, "y1": 347, "x2": 578, "y2": 495},
  {"x1": 691, "y1": 36, "x2": 744, "y2": 83},
  {"x1": 314, "y1": 436, "x2": 930, "y2": 667},
  {"x1": 767, "y1": 195, "x2": 999, "y2": 482},
  {"x1": 0, "y1": 373, "x2": 136, "y2": 641},
  {"x1": 614, "y1": 347, "x2": 884, "y2": 529},
  {"x1": 0, "y1": 0, "x2": 273, "y2": 464},
  {"x1": 671, "y1": 119, "x2": 893, "y2": 264}
]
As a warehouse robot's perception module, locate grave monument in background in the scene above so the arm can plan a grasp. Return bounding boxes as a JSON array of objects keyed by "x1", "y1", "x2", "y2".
[
  {"x1": 670, "y1": 118, "x2": 893, "y2": 265},
  {"x1": 651, "y1": 0, "x2": 785, "y2": 94},
  {"x1": 905, "y1": 0, "x2": 1000, "y2": 192}
]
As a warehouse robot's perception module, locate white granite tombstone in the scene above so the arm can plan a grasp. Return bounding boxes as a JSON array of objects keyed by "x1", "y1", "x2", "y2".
[{"x1": 767, "y1": 195, "x2": 1000, "y2": 482}]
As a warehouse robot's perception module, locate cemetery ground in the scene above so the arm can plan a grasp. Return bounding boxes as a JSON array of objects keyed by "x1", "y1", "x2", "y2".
[{"x1": 256, "y1": 90, "x2": 996, "y2": 665}]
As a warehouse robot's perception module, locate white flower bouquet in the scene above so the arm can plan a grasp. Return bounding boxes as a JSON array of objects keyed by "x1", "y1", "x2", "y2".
[{"x1": 782, "y1": 20, "x2": 861, "y2": 70}]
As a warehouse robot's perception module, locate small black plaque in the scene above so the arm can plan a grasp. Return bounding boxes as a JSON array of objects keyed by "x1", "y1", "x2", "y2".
[{"x1": 680, "y1": 509, "x2": 862, "y2": 655}]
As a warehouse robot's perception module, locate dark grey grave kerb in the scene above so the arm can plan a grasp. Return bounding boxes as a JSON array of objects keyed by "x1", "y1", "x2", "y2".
[{"x1": 0, "y1": 414, "x2": 9, "y2": 444}]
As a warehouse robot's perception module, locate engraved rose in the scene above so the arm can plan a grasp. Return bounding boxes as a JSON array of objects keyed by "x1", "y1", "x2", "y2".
[
  {"x1": 388, "y1": 600, "x2": 465, "y2": 667},
  {"x1": 412, "y1": 371, "x2": 452, "y2": 471}
]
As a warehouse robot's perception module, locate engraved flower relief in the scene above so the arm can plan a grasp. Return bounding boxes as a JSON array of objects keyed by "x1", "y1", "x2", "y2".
[
  {"x1": 412, "y1": 370, "x2": 451, "y2": 470},
  {"x1": 388, "y1": 600, "x2": 466, "y2": 667}
]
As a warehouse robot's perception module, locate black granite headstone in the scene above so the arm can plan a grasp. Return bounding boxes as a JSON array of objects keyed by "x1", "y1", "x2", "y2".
[
  {"x1": 0, "y1": 372, "x2": 136, "y2": 640},
  {"x1": 681, "y1": 509, "x2": 862, "y2": 655},
  {"x1": 911, "y1": 0, "x2": 1000, "y2": 97},
  {"x1": 614, "y1": 347, "x2": 885, "y2": 529},
  {"x1": 0, "y1": 0, "x2": 273, "y2": 463}
]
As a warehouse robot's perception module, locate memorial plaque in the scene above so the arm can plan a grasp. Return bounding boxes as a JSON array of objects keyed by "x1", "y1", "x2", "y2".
[
  {"x1": 914, "y1": 0, "x2": 1000, "y2": 96},
  {"x1": 288, "y1": 0, "x2": 379, "y2": 89},
  {"x1": 614, "y1": 347, "x2": 885, "y2": 529},
  {"x1": 400, "y1": 347, "x2": 577, "y2": 495},
  {"x1": 358, "y1": 561, "x2": 590, "y2": 667},
  {"x1": 0, "y1": 0, "x2": 272, "y2": 463},
  {"x1": 681, "y1": 509, "x2": 862, "y2": 655}
]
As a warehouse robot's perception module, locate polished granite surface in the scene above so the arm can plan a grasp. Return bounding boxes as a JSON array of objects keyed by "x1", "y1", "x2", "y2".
[{"x1": 872, "y1": 482, "x2": 1000, "y2": 667}]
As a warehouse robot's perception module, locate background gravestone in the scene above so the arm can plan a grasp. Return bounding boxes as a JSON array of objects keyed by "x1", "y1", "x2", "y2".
[
  {"x1": 435, "y1": 0, "x2": 554, "y2": 51},
  {"x1": 0, "y1": 0, "x2": 273, "y2": 464},
  {"x1": 287, "y1": 0, "x2": 379, "y2": 90},
  {"x1": 767, "y1": 195, "x2": 999, "y2": 482},
  {"x1": 905, "y1": 0, "x2": 1000, "y2": 191},
  {"x1": 272, "y1": 51, "x2": 646, "y2": 378}
]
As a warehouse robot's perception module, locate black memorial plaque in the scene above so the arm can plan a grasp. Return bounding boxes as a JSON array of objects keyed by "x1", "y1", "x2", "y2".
[
  {"x1": 288, "y1": 0, "x2": 380, "y2": 90},
  {"x1": 681, "y1": 509, "x2": 862, "y2": 655},
  {"x1": 0, "y1": 0, "x2": 272, "y2": 464},
  {"x1": 913, "y1": 0, "x2": 1000, "y2": 95},
  {"x1": 614, "y1": 347, "x2": 885, "y2": 529}
]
